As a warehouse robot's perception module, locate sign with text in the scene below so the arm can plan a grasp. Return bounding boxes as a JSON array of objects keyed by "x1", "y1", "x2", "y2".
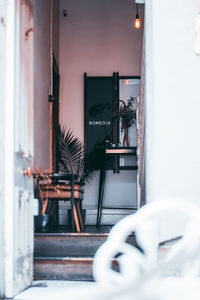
[{"x1": 84, "y1": 74, "x2": 114, "y2": 169}]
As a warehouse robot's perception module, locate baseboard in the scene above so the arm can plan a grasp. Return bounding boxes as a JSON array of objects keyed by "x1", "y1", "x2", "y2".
[{"x1": 58, "y1": 208, "x2": 136, "y2": 226}]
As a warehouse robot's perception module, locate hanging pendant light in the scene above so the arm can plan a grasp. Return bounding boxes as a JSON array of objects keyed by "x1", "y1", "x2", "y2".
[{"x1": 134, "y1": 4, "x2": 141, "y2": 29}]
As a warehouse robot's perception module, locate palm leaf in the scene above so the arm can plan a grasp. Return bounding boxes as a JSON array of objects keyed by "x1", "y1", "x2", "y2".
[
  {"x1": 58, "y1": 128, "x2": 84, "y2": 177},
  {"x1": 57, "y1": 126, "x2": 94, "y2": 185}
]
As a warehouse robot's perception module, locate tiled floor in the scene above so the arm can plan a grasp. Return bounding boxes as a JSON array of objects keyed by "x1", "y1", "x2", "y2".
[
  {"x1": 14, "y1": 280, "x2": 100, "y2": 300},
  {"x1": 13, "y1": 278, "x2": 200, "y2": 300}
]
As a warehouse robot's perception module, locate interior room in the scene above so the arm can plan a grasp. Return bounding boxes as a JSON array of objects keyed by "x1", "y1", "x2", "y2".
[
  {"x1": 34, "y1": 0, "x2": 144, "y2": 232},
  {"x1": 28, "y1": 0, "x2": 144, "y2": 282}
]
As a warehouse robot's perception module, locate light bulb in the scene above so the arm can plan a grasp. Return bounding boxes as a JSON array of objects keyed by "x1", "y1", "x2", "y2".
[
  {"x1": 134, "y1": 4, "x2": 141, "y2": 29},
  {"x1": 134, "y1": 16, "x2": 141, "y2": 29}
]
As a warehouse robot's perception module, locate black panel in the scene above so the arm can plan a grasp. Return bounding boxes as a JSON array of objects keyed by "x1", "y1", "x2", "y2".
[
  {"x1": 84, "y1": 73, "x2": 140, "y2": 171},
  {"x1": 53, "y1": 55, "x2": 60, "y2": 173},
  {"x1": 84, "y1": 74, "x2": 115, "y2": 169}
]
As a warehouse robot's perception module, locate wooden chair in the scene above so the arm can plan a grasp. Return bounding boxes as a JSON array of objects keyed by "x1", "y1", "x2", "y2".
[{"x1": 39, "y1": 174, "x2": 84, "y2": 232}]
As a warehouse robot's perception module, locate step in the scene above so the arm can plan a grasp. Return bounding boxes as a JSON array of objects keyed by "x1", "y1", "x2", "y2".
[
  {"x1": 34, "y1": 232, "x2": 137, "y2": 257},
  {"x1": 34, "y1": 233, "x2": 108, "y2": 257},
  {"x1": 34, "y1": 228, "x2": 137, "y2": 281},
  {"x1": 34, "y1": 256, "x2": 120, "y2": 281},
  {"x1": 34, "y1": 257, "x2": 94, "y2": 281}
]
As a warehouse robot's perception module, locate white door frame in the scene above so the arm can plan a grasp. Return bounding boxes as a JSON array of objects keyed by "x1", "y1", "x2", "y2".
[
  {"x1": 0, "y1": 0, "x2": 15, "y2": 296},
  {"x1": 0, "y1": 0, "x2": 34, "y2": 297},
  {"x1": 0, "y1": 0, "x2": 7, "y2": 296}
]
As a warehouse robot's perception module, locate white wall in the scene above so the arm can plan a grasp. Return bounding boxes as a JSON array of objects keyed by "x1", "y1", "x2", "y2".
[
  {"x1": 33, "y1": 0, "x2": 59, "y2": 170},
  {"x1": 145, "y1": 0, "x2": 200, "y2": 239},
  {"x1": 0, "y1": 0, "x2": 6, "y2": 295},
  {"x1": 59, "y1": 0, "x2": 144, "y2": 209}
]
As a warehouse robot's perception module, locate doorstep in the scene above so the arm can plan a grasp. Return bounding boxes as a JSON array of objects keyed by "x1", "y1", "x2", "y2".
[{"x1": 14, "y1": 280, "x2": 96, "y2": 300}]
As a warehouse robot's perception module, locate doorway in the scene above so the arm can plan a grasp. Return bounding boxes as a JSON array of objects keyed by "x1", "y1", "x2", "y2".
[
  {"x1": 56, "y1": 0, "x2": 145, "y2": 229},
  {"x1": 0, "y1": 0, "x2": 145, "y2": 295}
]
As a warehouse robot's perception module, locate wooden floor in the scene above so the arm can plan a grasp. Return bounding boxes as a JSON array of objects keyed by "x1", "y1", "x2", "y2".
[{"x1": 35, "y1": 225, "x2": 113, "y2": 234}]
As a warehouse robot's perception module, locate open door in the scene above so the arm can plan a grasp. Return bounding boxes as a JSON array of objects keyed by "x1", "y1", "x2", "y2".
[{"x1": 2, "y1": 0, "x2": 34, "y2": 297}]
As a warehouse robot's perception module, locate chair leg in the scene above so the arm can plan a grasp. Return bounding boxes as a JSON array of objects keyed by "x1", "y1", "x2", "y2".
[
  {"x1": 71, "y1": 176, "x2": 75, "y2": 232},
  {"x1": 73, "y1": 204, "x2": 80, "y2": 232},
  {"x1": 41, "y1": 198, "x2": 48, "y2": 215},
  {"x1": 76, "y1": 200, "x2": 84, "y2": 230}
]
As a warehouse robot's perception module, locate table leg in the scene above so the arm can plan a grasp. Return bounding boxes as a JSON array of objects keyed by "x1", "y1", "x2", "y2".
[{"x1": 96, "y1": 167, "x2": 106, "y2": 225}]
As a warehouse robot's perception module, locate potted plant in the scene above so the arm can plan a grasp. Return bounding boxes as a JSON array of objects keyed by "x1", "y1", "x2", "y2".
[
  {"x1": 55, "y1": 127, "x2": 95, "y2": 230},
  {"x1": 57, "y1": 126, "x2": 94, "y2": 186},
  {"x1": 119, "y1": 97, "x2": 137, "y2": 147}
]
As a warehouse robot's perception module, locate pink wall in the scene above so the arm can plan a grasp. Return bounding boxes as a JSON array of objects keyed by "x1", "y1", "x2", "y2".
[
  {"x1": 33, "y1": 0, "x2": 59, "y2": 169},
  {"x1": 53, "y1": 0, "x2": 60, "y2": 65},
  {"x1": 59, "y1": 0, "x2": 144, "y2": 209},
  {"x1": 59, "y1": 0, "x2": 144, "y2": 140}
]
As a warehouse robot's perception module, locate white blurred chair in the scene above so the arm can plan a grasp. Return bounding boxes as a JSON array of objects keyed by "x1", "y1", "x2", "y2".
[{"x1": 92, "y1": 200, "x2": 200, "y2": 300}]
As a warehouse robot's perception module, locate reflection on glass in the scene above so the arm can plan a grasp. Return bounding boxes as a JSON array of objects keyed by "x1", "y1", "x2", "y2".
[{"x1": 119, "y1": 78, "x2": 140, "y2": 147}]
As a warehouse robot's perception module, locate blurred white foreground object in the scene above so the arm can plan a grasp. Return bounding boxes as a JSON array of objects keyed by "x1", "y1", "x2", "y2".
[{"x1": 93, "y1": 200, "x2": 200, "y2": 300}]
